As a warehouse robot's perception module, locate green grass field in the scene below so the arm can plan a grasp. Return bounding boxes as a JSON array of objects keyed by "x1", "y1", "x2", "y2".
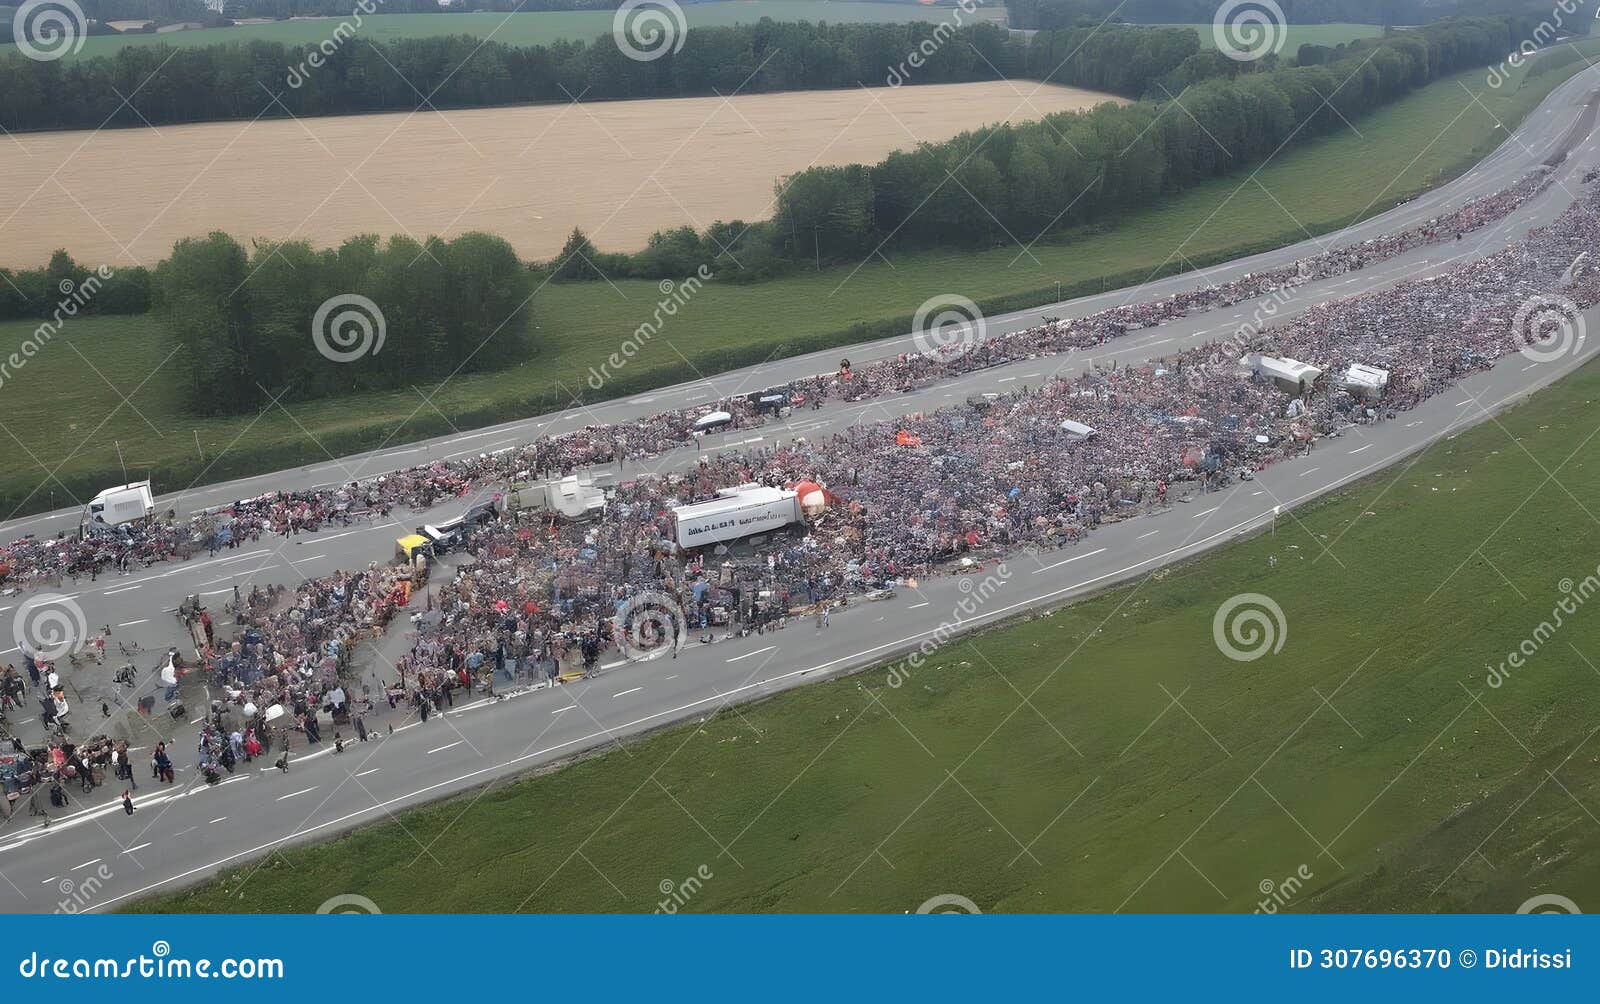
[
  {"x1": 14, "y1": 2, "x2": 995, "y2": 61},
  {"x1": 3, "y1": 37, "x2": 1594, "y2": 519},
  {"x1": 135, "y1": 354, "x2": 1600, "y2": 914},
  {"x1": 1159, "y1": 21, "x2": 1384, "y2": 51}
]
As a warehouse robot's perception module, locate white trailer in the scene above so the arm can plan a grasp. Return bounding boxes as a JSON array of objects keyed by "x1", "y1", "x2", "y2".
[
  {"x1": 1059, "y1": 418, "x2": 1097, "y2": 440},
  {"x1": 671, "y1": 485, "x2": 803, "y2": 549},
  {"x1": 1339, "y1": 363, "x2": 1390, "y2": 398},
  {"x1": 1240, "y1": 353, "x2": 1321, "y2": 394},
  {"x1": 87, "y1": 481, "x2": 155, "y2": 528}
]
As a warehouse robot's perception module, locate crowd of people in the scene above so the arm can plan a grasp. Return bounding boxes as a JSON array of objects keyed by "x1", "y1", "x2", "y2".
[
  {"x1": 2, "y1": 167, "x2": 1595, "y2": 743},
  {"x1": 366, "y1": 169, "x2": 1597, "y2": 687},
  {"x1": 0, "y1": 168, "x2": 1560, "y2": 593}
]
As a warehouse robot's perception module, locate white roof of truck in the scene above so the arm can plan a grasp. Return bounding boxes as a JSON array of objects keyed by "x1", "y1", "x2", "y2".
[
  {"x1": 1241, "y1": 353, "x2": 1321, "y2": 385},
  {"x1": 673, "y1": 484, "x2": 792, "y2": 516}
]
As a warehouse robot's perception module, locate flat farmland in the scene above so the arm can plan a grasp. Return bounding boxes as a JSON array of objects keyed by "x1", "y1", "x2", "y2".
[{"x1": 0, "y1": 80, "x2": 1121, "y2": 269}]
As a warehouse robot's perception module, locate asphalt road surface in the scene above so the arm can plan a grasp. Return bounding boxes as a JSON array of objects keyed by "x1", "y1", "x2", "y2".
[{"x1": 0, "y1": 64, "x2": 1597, "y2": 913}]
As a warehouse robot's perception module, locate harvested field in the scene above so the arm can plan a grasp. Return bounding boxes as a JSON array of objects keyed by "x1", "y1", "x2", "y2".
[{"x1": 0, "y1": 81, "x2": 1122, "y2": 269}]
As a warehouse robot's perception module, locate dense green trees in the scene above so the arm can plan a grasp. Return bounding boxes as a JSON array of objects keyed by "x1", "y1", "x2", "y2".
[
  {"x1": 0, "y1": 253, "x2": 151, "y2": 320},
  {"x1": 0, "y1": 20, "x2": 1034, "y2": 132},
  {"x1": 153, "y1": 232, "x2": 534, "y2": 415},
  {"x1": 522, "y1": 16, "x2": 1528, "y2": 283},
  {"x1": 683, "y1": 16, "x2": 1530, "y2": 276},
  {"x1": 1005, "y1": 0, "x2": 1595, "y2": 30}
]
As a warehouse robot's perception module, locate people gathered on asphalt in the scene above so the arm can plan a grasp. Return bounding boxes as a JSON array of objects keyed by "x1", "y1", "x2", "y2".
[{"x1": 3, "y1": 167, "x2": 1596, "y2": 820}]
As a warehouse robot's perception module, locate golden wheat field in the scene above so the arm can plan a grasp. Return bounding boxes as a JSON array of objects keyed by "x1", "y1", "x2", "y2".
[{"x1": 0, "y1": 81, "x2": 1122, "y2": 269}]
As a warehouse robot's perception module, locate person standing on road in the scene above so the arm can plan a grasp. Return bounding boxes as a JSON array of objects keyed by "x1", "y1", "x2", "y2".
[
  {"x1": 121, "y1": 790, "x2": 134, "y2": 815},
  {"x1": 153, "y1": 742, "x2": 174, "y2": 784}
]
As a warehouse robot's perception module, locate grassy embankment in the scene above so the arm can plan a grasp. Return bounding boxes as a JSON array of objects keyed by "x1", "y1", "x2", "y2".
[
  {"x1": 136, "y1": 352, "x2": 1600, "y2": 914},
  {"x1": 1, "y1": 36, "x2": 1595, "y2": 518}
]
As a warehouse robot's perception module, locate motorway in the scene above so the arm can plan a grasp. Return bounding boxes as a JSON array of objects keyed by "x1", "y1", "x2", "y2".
[{"x1": 0, "y1": 63, "x2": 1597, "y2": 912}]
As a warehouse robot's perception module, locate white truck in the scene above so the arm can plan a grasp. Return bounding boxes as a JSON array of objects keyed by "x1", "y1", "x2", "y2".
[
  {"x1": 86, "y1": 481, "x2": 155, "y2": 528},
  {"x1": 498, "y1": 474, "x2": 608, "y2": 521},
  {"x1": 671, "y1": 484, "x2": 803, "y2": 549}
]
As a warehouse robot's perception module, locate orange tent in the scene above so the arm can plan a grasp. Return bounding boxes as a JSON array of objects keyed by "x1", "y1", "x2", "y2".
[{"x1": 896, "y1": 430, "x2": 921, "y2": 447}]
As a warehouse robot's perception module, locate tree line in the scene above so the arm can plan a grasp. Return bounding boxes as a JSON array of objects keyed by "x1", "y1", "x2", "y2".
[
  {"x1": 1005, "y1": 0, "x2": 1596, "y2": 29},
  {"x1": 544, "y1": 16, "x2": 1539, "y2": 283},
  {"x1": 0, "y1": 252, "x2": 151, "y2": 321},
  {"x1": 0, "y1": 19, "x2": 1032, "y2": 133},
  {"x1": 154, "y1": 232, "x2": 534, "y2": 415}
]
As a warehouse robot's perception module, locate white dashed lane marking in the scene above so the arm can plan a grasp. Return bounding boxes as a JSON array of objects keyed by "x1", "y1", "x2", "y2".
[
  {"x1": 276, "y1": 787, "x2": 317, "y2": 802},
  {"x1": 426, "y1": 742, "x2": 464, "y2": 756},
  {"x1": 726, "y1": 646, "x2": 776, "y2": 663},
  {"x1": 613, "y1": 687, "x2": 643, "y2": 698},
  {"x1": 1032, "y1": 547, "x2": 1107, "y2": 574}
]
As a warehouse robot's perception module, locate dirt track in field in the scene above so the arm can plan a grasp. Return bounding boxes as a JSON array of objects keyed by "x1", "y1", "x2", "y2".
[{"x1": 0, "y1": 81, "x2": 1122, "y2": 269}]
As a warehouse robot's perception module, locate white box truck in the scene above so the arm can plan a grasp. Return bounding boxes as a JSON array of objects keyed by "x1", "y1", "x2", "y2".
[
  {"x1": 86, "y1": 481, "x2": 155, "y2": 527},
  {"x1": 671, "y1": 485, "x2": 802, "y2": 549}
]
